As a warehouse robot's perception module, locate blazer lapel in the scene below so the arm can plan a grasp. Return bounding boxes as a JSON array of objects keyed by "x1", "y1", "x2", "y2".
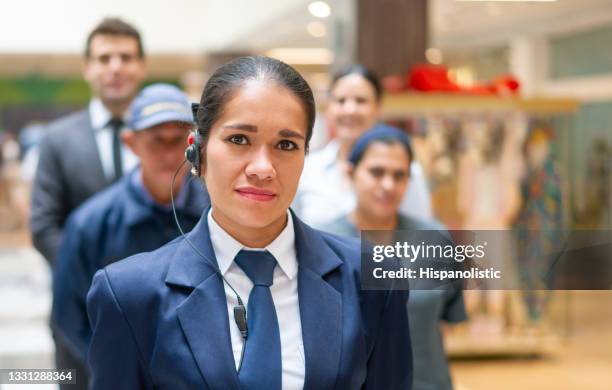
[
  {"x1": 166, "y1": 213, "x2": 240, "y2": 390},
  {"x1": 292, "y1": 211, "x2": 344, "y2": 390}
]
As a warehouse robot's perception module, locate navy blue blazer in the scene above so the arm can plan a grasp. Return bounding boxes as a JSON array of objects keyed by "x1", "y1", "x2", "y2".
[
  {"x1": 86, "y1": 210, "x2": 413, "y2": 389},
  {"x1": 52, "y1": 170, "x2": 208, "y2": 363}
]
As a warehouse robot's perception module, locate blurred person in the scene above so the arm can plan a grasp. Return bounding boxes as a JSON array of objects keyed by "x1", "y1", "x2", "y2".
[
  {"x1": 31, "y1": 17, "x2": 146, "y2": 265},
  {"x1": 86, "y1": 56, "x2": 412, "y2": 390},
  {"x1": 293, "y1": 64, "x2": 433, "y2": 228},
  {"x1": 29, "y1": 17, "x2": 146, "y2": 390},
  {"x1": 52, "y1": 84, "x2": 209, "y2": 382},
  {"x1": 323, "y1": 125, "x2": 466, "y2": 390}
]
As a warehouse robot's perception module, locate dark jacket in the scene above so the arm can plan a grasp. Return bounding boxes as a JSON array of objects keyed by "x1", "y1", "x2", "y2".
[
  {"x1": 52, "y1": 169, "x2": 209, "y2": 363},
  {"x1": 31, "y1": 109, "x2": 111, "y2": 265},
  {"x1": 86, "y1": 210, "x2": 413, "y2": 390}
]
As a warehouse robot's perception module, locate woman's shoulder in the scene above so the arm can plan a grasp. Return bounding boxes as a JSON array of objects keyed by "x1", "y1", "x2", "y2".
[
  {"x1": 398, "y1": 214, "x2": 447, "y2": 231},
  {"x1": 302, "y1": 223, "x2": 363, "y2": 277},
  {"x1": 92, "y1": 236, "x2": 184, "y2": 303},
  {"x1": 318, "y1": 215, "x2": 358, "y2": 238}
]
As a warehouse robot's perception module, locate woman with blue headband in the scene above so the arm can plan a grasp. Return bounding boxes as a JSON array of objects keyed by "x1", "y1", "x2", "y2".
[{"x1": 323, "y1": 124, "x2": 467, "y2": 390}]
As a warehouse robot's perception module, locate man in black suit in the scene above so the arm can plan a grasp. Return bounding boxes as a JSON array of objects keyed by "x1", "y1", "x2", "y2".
[{"x1": 30, "y1": 17, "x2": 146, "y2": 390}]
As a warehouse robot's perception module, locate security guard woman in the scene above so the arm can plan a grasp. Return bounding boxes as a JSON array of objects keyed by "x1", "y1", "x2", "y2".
[{"x1": 86, "y1": 56, "x2": 413, "y2": 390}]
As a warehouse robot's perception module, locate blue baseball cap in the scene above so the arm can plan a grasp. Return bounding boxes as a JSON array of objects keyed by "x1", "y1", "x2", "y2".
[
  {"x1": 128, "y1": 83, "x2": 194, "y2": 131},
  {"x1": 348, "y1": 124, "x2": 413, "y2": 166}
]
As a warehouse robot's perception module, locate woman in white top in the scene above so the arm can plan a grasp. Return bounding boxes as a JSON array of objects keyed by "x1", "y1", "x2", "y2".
[{"x1": 293, "y1": 64, "x2": 433, "y2": 228}]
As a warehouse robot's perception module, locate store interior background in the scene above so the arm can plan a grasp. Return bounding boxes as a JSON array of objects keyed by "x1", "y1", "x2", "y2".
[{"x1": 0, "y1": 0, "x2": 611, "y2": 389}]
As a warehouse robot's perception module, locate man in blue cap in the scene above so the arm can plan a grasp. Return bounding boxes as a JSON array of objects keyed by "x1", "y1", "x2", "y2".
[{"x1": 51, "y1": 83, "x2": 210, "y2": 374}]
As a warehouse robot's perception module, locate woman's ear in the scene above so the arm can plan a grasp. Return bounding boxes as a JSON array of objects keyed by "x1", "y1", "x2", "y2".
[{"x1": 342, "y1": 160, "x2": 355, "y2": 179}]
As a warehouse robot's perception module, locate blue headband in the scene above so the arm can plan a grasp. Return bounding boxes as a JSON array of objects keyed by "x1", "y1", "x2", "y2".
[{"x1": 348, "y1": 124, "x2": 412, "y2": 166}]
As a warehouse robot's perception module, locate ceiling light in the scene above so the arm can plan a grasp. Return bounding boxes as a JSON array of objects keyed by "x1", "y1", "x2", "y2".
[
  {"x1": 307, "y1": 21, "x2": 327, "y2": 38},
  {"x1": 308, "y1": 1, "x2": 331, "y2": 18}
]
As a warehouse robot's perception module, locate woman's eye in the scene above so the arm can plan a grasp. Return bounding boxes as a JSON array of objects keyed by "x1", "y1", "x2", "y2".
[
  {"x1": 369, "y1": 168, "x2": 385, "y2": 178},
  {"x1": 394, "y1": 171, "x2": 407, "y2": 181},
  {"x1": 227, "y1": 134, "x2": 248, "y2": 145},
  {"x1": 278, "y1": 140, "x2": 298, "y2": 151}
]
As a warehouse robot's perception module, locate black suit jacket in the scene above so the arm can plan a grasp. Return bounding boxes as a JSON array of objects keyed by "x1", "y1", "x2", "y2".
[{"x1": 31, "y1": 108, "x2": 111, "y2": 265}]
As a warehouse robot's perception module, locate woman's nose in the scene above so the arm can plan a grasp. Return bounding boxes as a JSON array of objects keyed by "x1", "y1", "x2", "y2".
[
  {"x1": 245, "y1": 147, "x2": 276, "y2": 180},
  {"x1": 342, "y1": 99, "x2": 358, "y2": 113},
  {"x1": 381, "y1": 174, "x2": 395, "y2": 191}
]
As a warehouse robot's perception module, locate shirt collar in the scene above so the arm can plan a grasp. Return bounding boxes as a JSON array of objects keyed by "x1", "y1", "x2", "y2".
[
  {"x1": 208, "y1": 209, "x2": 297, "y2": 280},
  {"x1": 89, "y1": 98, "x2": 130, "y2": 131}
]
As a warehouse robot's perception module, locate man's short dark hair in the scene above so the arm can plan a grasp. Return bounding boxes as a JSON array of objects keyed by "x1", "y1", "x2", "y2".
[{"x1": 85, "y1": 17, "x2": 144, "y2": 59}]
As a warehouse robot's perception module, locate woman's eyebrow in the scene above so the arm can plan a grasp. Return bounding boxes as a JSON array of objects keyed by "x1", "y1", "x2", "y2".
[
  {"x1": 223, "y1": 123, "x2": 257, "y2": 132},
  {"x1": 279, "y1": 129, "x2": 305, "y2": 139},
  {"x1": 223, "y1": 124, "x2": 304, "y2": 140}
]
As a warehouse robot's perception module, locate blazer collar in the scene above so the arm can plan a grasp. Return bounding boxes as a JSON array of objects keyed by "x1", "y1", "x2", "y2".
[
  {"x1": 290, "y1": 208, "x2": 343, "y2": 276},
  {"x1": 165, "y1": 208, "x2": 240, "y2": 389},
  {"x1": 165, "y1": 208, "x2": 344, "y2": 288},
  {"x1": 291, "y1": 209, "x2": 345, "y2": 389},
  {"x1": 165, "y1": 208, "x2": 346, "y2": 390},
  {"x1": 165, "y1": 206, "x2": 218, "y2": 288}
]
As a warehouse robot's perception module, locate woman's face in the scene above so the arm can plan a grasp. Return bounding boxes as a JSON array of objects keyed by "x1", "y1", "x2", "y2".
[
  {"x1": 203, "y1": 80, "x2": 308, "y2": 236},
  {"x1": 351, "y1": 142, "x2": 410, "y2": 221},
  {"x1": 327, "y1": 74, "x2": 380, "y2": 145}
]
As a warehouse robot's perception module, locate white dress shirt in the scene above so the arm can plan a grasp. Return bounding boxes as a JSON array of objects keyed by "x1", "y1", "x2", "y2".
[
  {"x1": 293, "y1": 139, "x2": 434, "y2": 228},
  {"x1": 208, "y1": 210, "x2": 305, "y2": 390},
  {"x1": 89, "y1": 98, "x2": 138, "y2": 180}
]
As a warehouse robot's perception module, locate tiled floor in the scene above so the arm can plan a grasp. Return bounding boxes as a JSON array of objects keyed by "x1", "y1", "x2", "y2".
[
  {"x1": 0, "y1": 240, "x2": 57, "y2": 390},
  {"x1": 451, "y1": 291, "x2": 612, "y2": 390}
]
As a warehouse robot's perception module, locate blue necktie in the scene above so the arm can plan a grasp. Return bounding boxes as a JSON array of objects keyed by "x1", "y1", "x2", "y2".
[{"x1": 234, "y1": 250, "x2": 282, "y2": 390}]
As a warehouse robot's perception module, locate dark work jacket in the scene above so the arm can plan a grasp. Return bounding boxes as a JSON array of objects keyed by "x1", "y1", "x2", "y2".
[
  {"x1": 86, "y1": 210, "x2": 413, "y2": 390},
  {"x1": 51, "y1": 168, "x2": 209, "y2": 363}
]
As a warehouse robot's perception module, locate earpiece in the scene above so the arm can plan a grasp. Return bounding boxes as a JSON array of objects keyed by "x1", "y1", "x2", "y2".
[
  {"x1": 185, "y1": 130, "x2": 202, "y2": 177},
  {"x1": 185, "y1": 103, "x2": 203, "y2": 177}
]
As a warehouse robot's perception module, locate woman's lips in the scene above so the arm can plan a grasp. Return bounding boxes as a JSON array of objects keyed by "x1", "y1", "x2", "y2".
[
  {"x1": 235, "y1": 187, "x2": 277, "y2": 202},
  {"x1": 337, "y1": 118, "x2": 362, "y2": 127},
  {"x1": 373, "y1": 195, "x2": 397, "y2": 206}
]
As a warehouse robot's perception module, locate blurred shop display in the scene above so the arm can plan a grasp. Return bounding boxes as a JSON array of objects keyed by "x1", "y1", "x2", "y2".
[
  {"x1": 0, "y1": 123, "x2": 46, "y2": 233},
  {"x1": 381, "y1": 92, "x2": 580, "y2": 358},
  {"x1": 514, "y1": 125, "x2": 563, "y2": 321},
  {"x1": 573, "y1": 138, "x2": 611, "y2": 229},
  {"x1": 382, "y1": 64, "x2": 520, "y2": 97}
]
